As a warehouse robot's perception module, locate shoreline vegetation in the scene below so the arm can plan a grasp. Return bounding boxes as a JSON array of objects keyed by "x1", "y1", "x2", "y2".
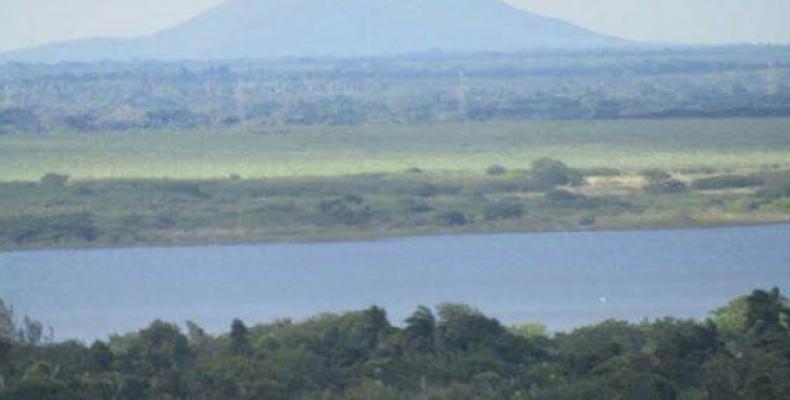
[
  {"x1": 2, "y1": 118, "x2": 790, "y2": 251},
  {"x1": 1, "y1": 158, "x2": 789, "y2": 252},
  {"x1": 1, "y1": 289, "x2": 789, "y2": 399}
]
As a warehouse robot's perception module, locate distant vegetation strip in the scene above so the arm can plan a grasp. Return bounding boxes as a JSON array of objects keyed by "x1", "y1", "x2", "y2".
[
  {"x1": 1, "y1": 288, "x2": 790, "y2": 399},
  {"x1": 1, "y1": 158, "x2": 789, "y2": 251},
  {"x1": 1, "y1": 47, "x2": 789, "y2": 134}
]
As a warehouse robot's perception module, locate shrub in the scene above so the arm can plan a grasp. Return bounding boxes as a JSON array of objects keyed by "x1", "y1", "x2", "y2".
[
  {"x1": 39, "y1": 173, "x2": 70, "y2": 187},
  {"x1": 3, "y1": 212, "x2": 98, "y2": 244},
  {"x1": 579, "y1": 167, "x2": 622, "y2": 177},
  {"x1": 757, "y1": 182, "x2": 790, "y2": 199},
  {"x1": 318, "y1": 195, "x2": 373, "y2": 225},
  {"x1": 483, "y1": 200, "x2": 524, "y2": 221},
  {"x1": 411, "y1": 182, "x2": 460, "y2": 197},
  {"x1": 644, "y1": 179, "x2": 688, "y2": 195},
  {"x1": 486, "y1": 164, "x2": 507, "y2": 176},
  {"x1": 692, "y1": 175, "x2": 765, "y2": 190},
  {"x1": 641, "y1": 170, "x2": 688, "y2": 194},
  {"x1": 641, "y1": 169, "x2": 672, "y2": 182},
  {"x1": 436, "y1": 211, "x2": 468, "y2": 226},
  {"x1": 164, "y1": 181, "x2": 207, "y2": 198},
  {"x1": 401, "y1": 198, "x2": 433, "y2": 213},
  {"x1": 530, "y1": 159, "x2": 583, "y2": 190},
  {"x1": 543, "y1": 189, "x2": 591, "y2": 208}
]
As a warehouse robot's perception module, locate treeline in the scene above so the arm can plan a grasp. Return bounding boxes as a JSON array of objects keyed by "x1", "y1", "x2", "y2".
[
  {"x1": 1, "y1": 289, "x2": 789, "y2": 399},
  {"x1": 1, "y1": 47, "x2": 790, "y2": 133}
]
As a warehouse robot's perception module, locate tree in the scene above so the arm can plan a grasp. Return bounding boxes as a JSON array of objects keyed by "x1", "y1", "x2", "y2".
[
  {"x1": 404, "y1": 306, "x2": 436, "y2": 352},
  {"x1": 89, "y1": 341, "x2": 114, "y2": 371},
  {"x1": 21, "y1": 317, "x2": 43, "y2": 345},
  {"x1": 230, "y1": 319, "x2": 251, "y2": 356},
  {"x1": 133, "y1": 320, "x2": 192, "y2": 372},
  {"x1": 0, "y1": 298, "x2": 13, "y2": 341},
  {"x1": 744, "y1": 288, "x2": 790, "y2": 340},
  {"x1": 437, "y1": 304, "x2": 506, "y2": 352},
  {"x1": 529, "y1": 158, "x2": 583, "y2": 190}
]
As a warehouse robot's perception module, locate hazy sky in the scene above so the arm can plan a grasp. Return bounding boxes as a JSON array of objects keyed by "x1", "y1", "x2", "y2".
[{"x1": 1, "y1": 0, "x2": 789, "y2": 52}]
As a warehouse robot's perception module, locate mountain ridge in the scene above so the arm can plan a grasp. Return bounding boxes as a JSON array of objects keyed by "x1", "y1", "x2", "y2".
[{"x1": 0, "y1": 0, "x2": 628, "y2": 63}]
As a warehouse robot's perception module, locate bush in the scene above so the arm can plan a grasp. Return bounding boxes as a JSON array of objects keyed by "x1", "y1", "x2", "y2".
[
  {"x1": 483, "y1": 200, "x2": 524, "y2": 221},
  {"x1": 530, "y1": 159, "x2": 583, "y2": 190},
  {"x1": 401, "y1": 198, "x2": 433, "y2": 213},
  {"x1": 486, "y1": 165, "x2": 507, "y2": 176},
  {"x1": 641, "y1": 170, "x2": 688, "y2": 194},
  {"x1": 318, "y1": 195, "x2": 373, "y2": 225},
  {"x1": 3, "y1": 212, "x2": 99, "y2": 244},
  {"x1": 436, "y1": 211, "x2": 468, "y2": 226},
  {"x1": 543, "y1": 189, "x2": 591, "y2": 208},
  {"x1": 757, "y1": 182, "x2": 790, "y2": 199},
  {"x1": 163, "y1": 181, "x2": 207, "y2": 198},
  {"x1": 579, "y1": 167, "x2": 622, "y2": 177},
  {"x1": 644, "y1": 179, "x2": 688, "y2": 195},
  {"x1": 39, "y1": 173, "x2": 70, "y2": 187},
  {"x1": 692, "y1": 175, "x2": 765, "y2": 190},
  {"x1": 641, "y1": 169, "x2": 673, "y2": 182},
  {"x1": 411, "y1": 182, "x2": 460, "y2": 197}
]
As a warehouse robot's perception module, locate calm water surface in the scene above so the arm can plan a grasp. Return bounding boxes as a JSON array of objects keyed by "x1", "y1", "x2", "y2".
[{"x1": 1, "y1": 225, "x2": 789, "y2": 341}]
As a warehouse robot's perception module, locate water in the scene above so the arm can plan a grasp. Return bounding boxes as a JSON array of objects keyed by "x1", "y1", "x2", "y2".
[{"x1": 1, "y1": 224, "x2": 789, "y2": 341}]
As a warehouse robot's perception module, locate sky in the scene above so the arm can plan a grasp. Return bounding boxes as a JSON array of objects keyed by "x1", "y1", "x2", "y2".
[{"x1": 0, "y1": 0, "x2": 789, "y2": 52}]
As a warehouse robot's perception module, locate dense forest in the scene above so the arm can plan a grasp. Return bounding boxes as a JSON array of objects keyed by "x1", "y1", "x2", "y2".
[
  {"x1": 2, "y1": 46, "x2": 790, "y2": 134},
  {"x1": 0, "y1": 288, "x2": 788, "y2": 399}
]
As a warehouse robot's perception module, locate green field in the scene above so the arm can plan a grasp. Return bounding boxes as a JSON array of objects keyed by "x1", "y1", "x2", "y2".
[{"x1": 2, "y1": 118, "x2": 790, "y2": 181}]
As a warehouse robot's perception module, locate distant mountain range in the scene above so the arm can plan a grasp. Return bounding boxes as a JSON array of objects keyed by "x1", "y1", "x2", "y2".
[{"x1": 1, "y1": 0, "x2": 628, "y2": 63}]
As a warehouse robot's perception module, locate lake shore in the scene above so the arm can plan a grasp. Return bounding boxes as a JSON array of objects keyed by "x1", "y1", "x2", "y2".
[{"x1": 4, "y1": 214, "x2": 790, "y2": 254}]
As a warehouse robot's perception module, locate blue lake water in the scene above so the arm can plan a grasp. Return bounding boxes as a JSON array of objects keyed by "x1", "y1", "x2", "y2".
[{"x1": 1, "y1": 224, "x2": 789, "y2": 341}]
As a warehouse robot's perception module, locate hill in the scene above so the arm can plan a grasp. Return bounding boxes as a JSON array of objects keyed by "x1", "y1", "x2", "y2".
[{"x1": 0, "y1": 0, "x2": 625, "y2": 63}]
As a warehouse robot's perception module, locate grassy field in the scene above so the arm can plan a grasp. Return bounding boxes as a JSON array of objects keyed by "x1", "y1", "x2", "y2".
[{"x1": 2, "y1": 118, "x2": 790, "y2": 181}]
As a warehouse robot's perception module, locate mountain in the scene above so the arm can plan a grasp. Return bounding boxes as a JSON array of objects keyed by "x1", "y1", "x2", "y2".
[{"x1": 1, "y1": 0, "x2": 626, "y2": 63}]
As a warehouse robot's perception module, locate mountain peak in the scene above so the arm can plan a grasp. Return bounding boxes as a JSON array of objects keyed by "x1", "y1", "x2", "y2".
[{"x1": 2, "y1": 0, "x2": 625, "y2": 63}]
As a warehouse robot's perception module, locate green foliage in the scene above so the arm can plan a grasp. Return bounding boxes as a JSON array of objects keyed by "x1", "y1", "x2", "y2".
[
  {"x1": 483, "y1": 199, "x2": 524, "y2": 221},
  {"x1": 485, "y1": 164, "x2": 507, "y2": 176},
  {"x1": 645, "y1": 178, "x2": 689, "y2": 195},
  {"x1": 543, "y1": 189, "x2": 591, "y2": 208},
  {"x1": 712, "y1": 296, "x2": 749, "y2": 334},
  {"x1": 642, "y1": 170, "x2": 688, "y2": 194},
  {"x1": 0, "y1": 299, "x2": 13, "y2": 341},
  {"x1": 0, "y1": 166, "x2": 786, "y2": 250},
  {"x1": 39, "y1": 173, "x2": 69, "y2": 188},
  {"x1": 435, "y1": 211, "x2": 469, "y2": 226},
  {"x1": 642, "y1": 169, "x2": 673, "y2": 182},
  {"x1": 1, "y1": 290, "x2": 790, "y2": 399},
  {"x1": 692, "y1": 175, "x2": 765, "y2": 190},
  {"x1": 318, "y1": 195, "x2": 373, "y2": 225},
  {"x1": 1, "y1": 213, "x2": 98, "y2": 245},
  {"x1": 229, "y1": 319, "x2": 251, "y2": 356},
  {"x1": 529, "y1": 158, "x2": 584, "y2": 190}
]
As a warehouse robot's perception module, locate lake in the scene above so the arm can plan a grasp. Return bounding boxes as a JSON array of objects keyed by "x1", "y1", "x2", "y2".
[{"x1": 1, "y1": 224, "x2": 789, "y2": 341}]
